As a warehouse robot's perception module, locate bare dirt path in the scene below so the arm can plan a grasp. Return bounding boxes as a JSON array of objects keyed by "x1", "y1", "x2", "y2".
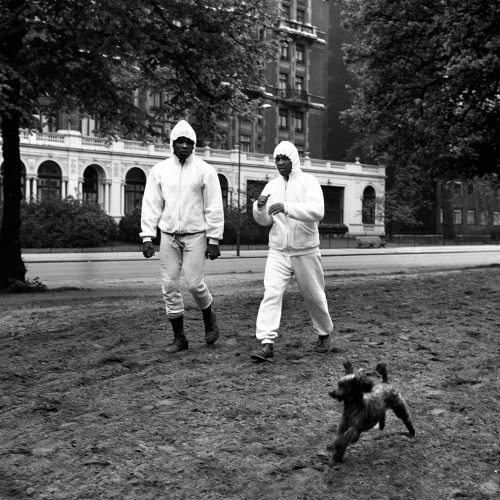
[{"x1": 1, "y1": 267, "x2": 499, "y2": 499}]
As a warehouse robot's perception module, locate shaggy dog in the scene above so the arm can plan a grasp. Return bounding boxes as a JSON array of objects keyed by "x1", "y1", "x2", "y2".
[{"x1": 327, "y1": 359, "x2": 415, "y2": 464}]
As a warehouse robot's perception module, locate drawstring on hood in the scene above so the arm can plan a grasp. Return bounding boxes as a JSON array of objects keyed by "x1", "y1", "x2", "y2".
[
  {"x1": 170, "y1": 120, "x2": 197, "y2": 153},
  {"x1": 273, "y1": 141, "x2": 301, "y2": 175}
]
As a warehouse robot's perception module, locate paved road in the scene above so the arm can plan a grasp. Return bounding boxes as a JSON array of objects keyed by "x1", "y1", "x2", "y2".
[{"x1": 22, "y1": 246, "x2": 500, "y2": 290}]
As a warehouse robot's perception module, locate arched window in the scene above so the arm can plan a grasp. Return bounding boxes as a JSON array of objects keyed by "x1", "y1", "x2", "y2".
[
  {"x1": 218, "y1": 174, "x2": 229, "y2": 208},
  {"x1": 125, "y1": 167, "x2": 146, "y2": 214},
  {"x1": 38, "y1": 161, "x2": 62, "y2": 200},
  {"x1": 0, "y1": 162, "x2": 26, "y2": 203},
  {"x1": 362, "y1": 186, "x2": 376, "y2": 224},
  {"x1": 83, "y1": 166, "x2": 99, "y2": 203}
]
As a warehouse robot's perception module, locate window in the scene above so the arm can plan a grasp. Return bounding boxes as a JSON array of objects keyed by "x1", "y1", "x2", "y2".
[
  {"x1": 453, "y1": 210, "x2": 462, "y2": 224},
  {"x1": 281, "y1": 4, "x2": 291, "y2": 19},
  {"x1": 38, "y1": 161, "x2": 62, "y2": 200},
  {"x1": 150, "y1": 92, "x2": 162, "y2": 110},
  {"x1": 83, "y1": 166, "x2": 99, "y2": 203},
  {"x1": 322, "y1": 186, "x2": 344, "y2": 224},
  {"x1": 125, "y1": 167, "x2": 146, "y2": 214},
  {"x1": 296, "y1": 9, "x2": 305, "y2": 24},
  {"x1": 480, "y1": 212, "x2": 488, "y2": 225},
  {"x1": 362, "y1": 186, "x2": 376, "y2": 224},
  {"x1": 296, "y1": 44, "x2": 305, "y2": 64},
  {"x1": 279, "y1": 109, "x2": 288, "y2": 130},
  {"x1": 218, "y1": 174, "x2": 229, "y2": 209},
  {"x1": 294, "y1": 111, "x2": 304, "y2": 132},
  {"x1": 239, "y1": 134, "x2": 251, "y2": 153},
  {"x1": 494, "y1": 212, "x2": 500, "y2": 226},
  {"x1": 296, "y1": 76, "x2": 304, "y2": 93},
  {"x1": 280, "y1": 43, "x2": 289, "y2": 61},
  {"x1": 279, "y1": 73, "x2": 288, "y2": 98},
  {"x1": 467, "y1": 210, "x2": 476, "y2": 225}
]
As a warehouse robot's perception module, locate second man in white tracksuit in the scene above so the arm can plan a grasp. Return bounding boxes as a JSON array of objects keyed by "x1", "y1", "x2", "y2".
[{"x1": 250, "y1": 141, "x2": 334, "y2": 362}]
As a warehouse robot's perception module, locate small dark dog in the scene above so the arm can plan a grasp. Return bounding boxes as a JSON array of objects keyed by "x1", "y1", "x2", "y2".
[{"x1": 327, "y1": 359, "x2": 415, "y2": 464}]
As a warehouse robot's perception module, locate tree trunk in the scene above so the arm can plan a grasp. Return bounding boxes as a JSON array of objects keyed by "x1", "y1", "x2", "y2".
[{"x1": 0, "y1": 110, "x2": 26, "y2": 289}]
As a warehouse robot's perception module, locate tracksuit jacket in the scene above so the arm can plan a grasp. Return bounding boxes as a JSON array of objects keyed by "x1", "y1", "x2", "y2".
[
  {"x1": 253, "y1": 141, "x2": 324, "y2": 255},
  {"x1": 140, "y1": 120, "x2": 224, "y2": 245}
]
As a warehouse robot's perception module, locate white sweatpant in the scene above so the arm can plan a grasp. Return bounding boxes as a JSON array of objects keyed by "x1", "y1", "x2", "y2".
[
  {"x1": 159, "y1": 232, "x2": 212, "y2": 318},
  {"x1": 256, "y1": 248, "x2": 333, "y2": 343}
]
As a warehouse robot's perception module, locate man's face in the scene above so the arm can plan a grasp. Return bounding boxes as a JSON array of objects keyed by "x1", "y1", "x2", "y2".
[
  {"x1": 173, "y1": 136, "x2": 194, "y2": 162},
  {"x1": 275, "y1": 154, "x2": 293, "y2": 178}
]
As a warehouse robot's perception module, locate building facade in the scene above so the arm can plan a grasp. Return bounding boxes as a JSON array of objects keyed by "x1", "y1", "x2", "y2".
[
  {"x1": 0, "y1": 130, "x2": 385, "y2": 236},
  {"x1": 0, "y1": 0, "x2": 387, "y2": 237}
]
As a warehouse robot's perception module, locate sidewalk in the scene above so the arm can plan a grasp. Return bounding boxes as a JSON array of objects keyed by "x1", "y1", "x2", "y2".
[{"x1": 22, "y1": 245, "x2": 500, "y2": 263}]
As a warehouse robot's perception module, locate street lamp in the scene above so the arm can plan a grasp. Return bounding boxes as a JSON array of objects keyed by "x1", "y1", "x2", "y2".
[
  {"x1": 236, "y1": 117, "x2": 241, "y2": 256},
  {"x1": 235, "y1": 104, "x2": 271, "y2": 257}
]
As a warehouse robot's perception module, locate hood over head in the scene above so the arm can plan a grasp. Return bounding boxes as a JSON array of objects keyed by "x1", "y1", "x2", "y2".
[
  {"x1": 273, "y1": 141, "x2": 301, "y2": 174},
  {"x1": 170, "y1": 120, "x2": 197, "y2": 152}
]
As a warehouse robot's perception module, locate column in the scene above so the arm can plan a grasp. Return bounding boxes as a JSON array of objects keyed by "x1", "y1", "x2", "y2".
[{"x1": 78, "y1": 178, "x2": 83, "y2": 200}]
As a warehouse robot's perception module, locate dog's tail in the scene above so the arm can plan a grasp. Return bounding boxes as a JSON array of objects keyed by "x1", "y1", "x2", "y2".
[{"x1": 375, "y1": 362, "x2": 388, "y2": 383}]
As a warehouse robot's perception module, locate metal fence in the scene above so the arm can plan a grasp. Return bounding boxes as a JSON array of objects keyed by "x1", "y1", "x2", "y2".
[{"x1": 21, "y1": 234, "x2": 500, "y2": 254}]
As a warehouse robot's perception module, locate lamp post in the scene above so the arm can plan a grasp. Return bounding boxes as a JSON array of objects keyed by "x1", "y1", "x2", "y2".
[{"x1": 236, "y1": 117, "x2": 242, "y2": 256}]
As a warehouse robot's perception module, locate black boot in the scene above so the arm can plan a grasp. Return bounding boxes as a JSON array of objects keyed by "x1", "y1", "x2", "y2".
[
  {"x1": 250, "y1": 343, "x2": 274, "y2": 362},
  {"x1": 166, "y1": 316, "x2": 188, "y2": 353},
  {"x1": 202, "y1": 305, "x2": 219, "y2": 345}
]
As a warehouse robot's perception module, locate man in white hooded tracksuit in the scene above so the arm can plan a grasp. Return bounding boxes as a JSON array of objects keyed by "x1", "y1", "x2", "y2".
[
  {"x1": 140, "y1": 120, "x2": 224, "y2": 353},
  {"x1": 250, "y1": 141, "x2": 333, "y2": 362}
]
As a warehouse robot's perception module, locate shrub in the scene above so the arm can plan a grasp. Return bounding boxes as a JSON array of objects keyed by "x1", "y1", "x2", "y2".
[
  {"x1": 118, "y1": 208, "x2": 160, "y2": 244},
  {"x1": 20, "y1": 197, "x2": 117, "y2": 248},
  {"x1": 118, "y1": 208, "x2": 142, "y2": 243}
]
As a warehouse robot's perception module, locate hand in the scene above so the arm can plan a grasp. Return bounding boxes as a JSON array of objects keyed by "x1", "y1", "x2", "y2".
[
  {"x1": 205, "y1": 243, "x2": 220, "y2": 260},
  {"x1": 257, "y1": 194, "x2": 271, "y2": 208},
  {"x1": 268, "y1": 203, "x2": 285, "y2": 216},
  {"x1": 142, "y1": 241, "x2": 155, "y2": 258}
]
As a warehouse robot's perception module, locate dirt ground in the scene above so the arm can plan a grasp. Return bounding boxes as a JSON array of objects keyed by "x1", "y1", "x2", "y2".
[{"x1": 1, "y1": 265, "x2": 499, "y2": 500}]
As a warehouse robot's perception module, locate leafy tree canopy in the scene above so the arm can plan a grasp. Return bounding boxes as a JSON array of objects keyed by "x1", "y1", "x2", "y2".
[
  {"x1": 335, "y1": 0, "x2": 500, "y2": 181},
  {"x1": 0, "y1": 0, "x2": 281, "y2": 287},
  {"x1": 0, "y1": 0, "x2": 280, "y2": 139}
]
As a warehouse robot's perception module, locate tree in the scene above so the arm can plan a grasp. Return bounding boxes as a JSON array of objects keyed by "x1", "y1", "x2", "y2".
[
  {"x1": 0, "y1": 0, "x2": 280, "y2": 288},
  {"x1": 335, "y1": 0, "x2": 500, "y2": 211}
]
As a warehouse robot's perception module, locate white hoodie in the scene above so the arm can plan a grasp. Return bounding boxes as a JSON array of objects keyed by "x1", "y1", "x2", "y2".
[
  {"x1": 253, "y1": 141, "x2": 324, "y2": 256},
  {"x1": 140, "y1": 120, "x2": 224, "y2": 243}
]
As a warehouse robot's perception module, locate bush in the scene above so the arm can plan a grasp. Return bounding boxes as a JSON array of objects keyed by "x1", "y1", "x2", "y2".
[
  {"x1": 118, "y1": 208, "x2": 160, "y2": 244},
  {"x1": 19, "y1": 197, "x2": 117, "y2": 248},
  {"x1": 223, "y1": 207, "x2": 270, "y2": 245}
]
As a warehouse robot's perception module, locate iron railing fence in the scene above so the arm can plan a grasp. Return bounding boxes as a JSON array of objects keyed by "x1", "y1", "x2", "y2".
[{"x1": 21, "y1": 234, "x2": 500, "y2": 253}]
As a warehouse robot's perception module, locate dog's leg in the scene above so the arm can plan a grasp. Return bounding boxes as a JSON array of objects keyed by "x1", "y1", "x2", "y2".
[
  {"x1": 388, "y1": 392, "x2": 415, "y2": 436},
  {"x1": 378, "y1": 412, "x2": 386, "y2": 431},
  {"x1": 329, "y1": 426, "x2": 361, "y2": 464}
]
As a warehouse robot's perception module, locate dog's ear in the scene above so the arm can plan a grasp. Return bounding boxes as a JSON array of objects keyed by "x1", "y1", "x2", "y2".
[
  {"x1": 343, "y1": 358, "x2": 354, "y2": 374},
  {"x1": 355, "y1": 374, "x2": 374, "y2": 393}
]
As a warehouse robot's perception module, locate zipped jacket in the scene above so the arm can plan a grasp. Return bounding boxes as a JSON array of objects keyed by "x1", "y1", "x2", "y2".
[
  {"x1": 253, "y1": 141, "x2": 324, "y2": 256},
  {"x1": 140, "y1": 121, "x2": 223, "y2": 243}
]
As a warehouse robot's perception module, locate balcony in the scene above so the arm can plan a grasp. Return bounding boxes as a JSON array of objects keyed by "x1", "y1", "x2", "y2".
[
  {"x1": 277, "y1": 87, "x2": 309, "y2": 107},
  {"x1": 279, "y1": 19, "x2": 318, "y2": 41}
]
